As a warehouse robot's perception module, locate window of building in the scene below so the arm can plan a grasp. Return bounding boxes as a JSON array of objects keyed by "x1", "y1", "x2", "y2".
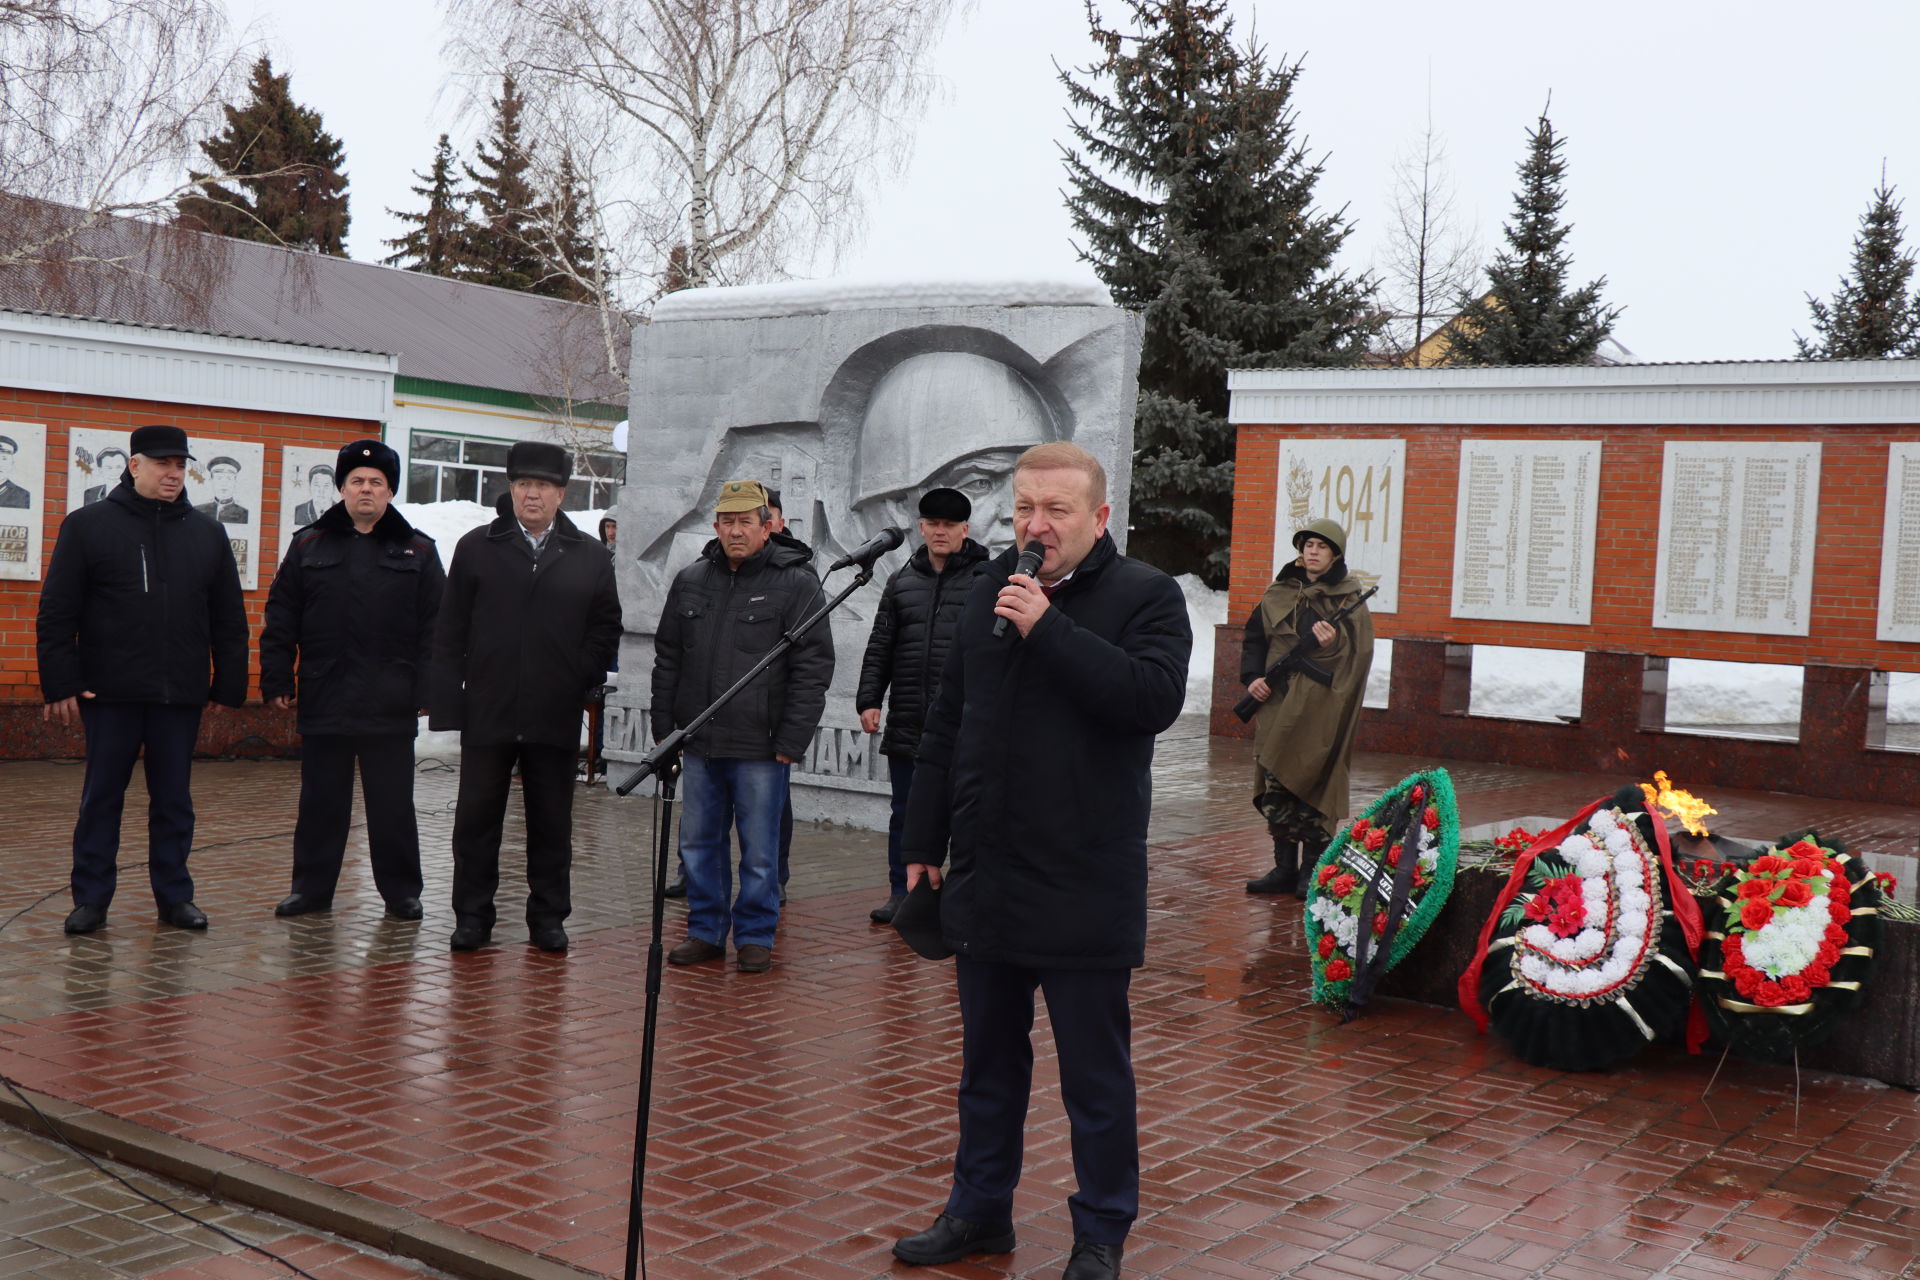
[
  {"x1": 1664, "y1": 658, "x2": 1801, "y2": 742},
  {"x1": 407, "y1": 431, "x2": 624, "y2": 510}
]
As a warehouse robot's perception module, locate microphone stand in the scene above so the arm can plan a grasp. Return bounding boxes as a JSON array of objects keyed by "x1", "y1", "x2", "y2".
[{"x1": 615, "y1": 556, "x2": 884, "y2": 1280}]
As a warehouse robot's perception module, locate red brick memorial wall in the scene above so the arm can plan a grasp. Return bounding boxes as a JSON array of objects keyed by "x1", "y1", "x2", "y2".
[
  {"x1": 1219, "y1": 419, "x2": 1920, "y2": 806},
  {"x1": 0, "y1": 385, "x2": 377, "y2": 759}
]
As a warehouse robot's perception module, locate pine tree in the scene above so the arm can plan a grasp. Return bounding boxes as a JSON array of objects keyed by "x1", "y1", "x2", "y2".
[
  {"x1": 459, "y1": 74, "x2": 548, "y2": 292},
  {"x1": 1440, "y1": 106, "x2": 1618, "y2": 366},
  {"x1": 177, "y1": 55, "x2": 350, "y2": 255},
  {"x1": 384, "y1": 135, "x2": 470, "y2": 276},
  {"x1": 1061, "y1": 0, "x2": 1379, "y2": 584},
  {"x1": 1796, "y1": 180, "x2": 1919, "y2": 358}
]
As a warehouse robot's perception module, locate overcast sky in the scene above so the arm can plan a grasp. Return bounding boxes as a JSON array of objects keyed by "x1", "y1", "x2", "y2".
[{"x1": 226, "y1": 0, "x2": 1920, "y2": 363}]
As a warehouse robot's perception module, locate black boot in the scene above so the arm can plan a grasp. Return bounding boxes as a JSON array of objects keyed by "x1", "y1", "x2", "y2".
[
  {"x1": 1297, "y1": 834, "x2": 1329, "y2": 900},
  {"x1": 1246, "y1": 831, "x2": 1298, "y2": 895}
]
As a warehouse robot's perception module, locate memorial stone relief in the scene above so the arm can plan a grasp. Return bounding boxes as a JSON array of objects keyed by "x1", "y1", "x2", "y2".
[
  {"x1": 603, "y1": 281, "x2": 1142, "y2": 828},
  {"x1": 1273, "y1": 438, "x2": 1405, "y2": 611},
  {"x1": 1653, "y1": 441, "x2": 1821, "y2": 636},
  {"x1": 1451, "y1": 440, "x2": 1601, "y2": 625},
  {"x1": 1878, "y1": 442, "x2": 1920, "y2": 644}
]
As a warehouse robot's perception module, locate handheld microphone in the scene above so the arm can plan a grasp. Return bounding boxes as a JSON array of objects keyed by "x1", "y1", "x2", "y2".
[
  {"x1": 828, "y1": 526, "x2": 906, "y2": 573},
  {"x1": 992, "y1": 540, "x2": 1048, "y2": 638}
]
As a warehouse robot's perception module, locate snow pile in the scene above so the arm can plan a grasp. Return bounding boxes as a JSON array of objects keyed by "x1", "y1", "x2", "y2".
[
  {"x1": 401, "y1": 500, "x2": 609, "y2": 552},
  {"x1": 650, "y1": 277, "x2": 1111, "y2": 320},
  {"x1": 1470, "y1": 647, "x2": 1587, "y2": 722},
  {"x1": 1173, "y1": 573, "x2": 1229, "y2": 715}
]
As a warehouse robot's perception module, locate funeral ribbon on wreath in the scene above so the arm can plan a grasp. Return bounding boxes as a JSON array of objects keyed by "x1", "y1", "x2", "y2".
[
  {"x1": 1303, "y1": 768, "x2": 1461, "y2": 1021},
  {"x1": 1458, "y1": 785, "x2": 1708, "y2": 1071}
]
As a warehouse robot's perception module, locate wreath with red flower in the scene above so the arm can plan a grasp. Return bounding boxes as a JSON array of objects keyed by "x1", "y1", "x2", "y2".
[
  {"x1": 1696, "y1": 830, "x2": 1882, "y2": 1061},
  {"x1": 1459, "y1": 785, "x2": 1707, "y2": 1072},
  {"x1": 1303, "y1": 768, "x2": 1460, "y2": 1020}
]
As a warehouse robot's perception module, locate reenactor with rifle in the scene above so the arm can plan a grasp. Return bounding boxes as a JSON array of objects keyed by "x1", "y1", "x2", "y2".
[{"x1": 1238, "y1": 518, "x2": 1375, "y2": 897}]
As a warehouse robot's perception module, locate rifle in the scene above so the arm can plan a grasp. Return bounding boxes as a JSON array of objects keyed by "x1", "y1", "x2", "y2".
[{"x1": 1232, "y1": 584, "x2": 1378, "y2": 723}]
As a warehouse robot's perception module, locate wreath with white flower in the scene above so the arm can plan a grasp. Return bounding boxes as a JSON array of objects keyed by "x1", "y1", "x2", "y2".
[
  {"x1": 1461, "y1": 785, "x2": 1706, "y2": 1072},
  {"x1": 1697, "y1": 830, "x2": 1881, "y2": 1061},
  {"x1": 1303, "y1": 768, "x2": 1460, "y2": 1020}
]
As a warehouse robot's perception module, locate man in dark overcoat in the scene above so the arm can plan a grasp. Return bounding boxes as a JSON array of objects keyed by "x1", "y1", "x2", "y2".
[
  {"x1": 855, "y1": 485, "x2": 987, "y2": 924},
  {"x1": 36, "y1": 423, "x2": 249, "y2": 934},
  {"x1": 893, "y1": 442, "x2": 1190, "y2": 1280},
  {"x1": 261, "y1": 439, "x2": 445, "y2": 920},
  {"x1": 430, "y1": 441, "x2": 622, "y2": 954}
]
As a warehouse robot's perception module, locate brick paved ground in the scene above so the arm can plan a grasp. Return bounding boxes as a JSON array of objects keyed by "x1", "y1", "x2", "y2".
[{"x1": 0, "y1": 724, "x2": 1917, "y2": 1279}]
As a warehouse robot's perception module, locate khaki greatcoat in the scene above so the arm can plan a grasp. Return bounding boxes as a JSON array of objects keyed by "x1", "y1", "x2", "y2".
[{"x1": 1247, "y1": 560, "x2": 1375, "y2": 827}]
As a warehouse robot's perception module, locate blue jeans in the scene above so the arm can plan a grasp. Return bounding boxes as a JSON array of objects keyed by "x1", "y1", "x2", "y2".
[
  {"x1": 679, "y1": 755, "x2": 787, "y2": 948},
  {"x1": 886, "y1": 754, "x2": 914, "y2": 894}
]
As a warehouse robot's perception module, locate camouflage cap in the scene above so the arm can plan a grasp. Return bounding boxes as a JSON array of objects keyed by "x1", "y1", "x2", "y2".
[{"x1": 714, "y1": 479, "x2": 770, "y2": 513}]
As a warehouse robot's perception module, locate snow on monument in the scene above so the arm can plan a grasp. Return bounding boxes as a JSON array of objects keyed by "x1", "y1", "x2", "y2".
[{"x1": 604, "y1": 280, "x2": 1142, "y2": 829}]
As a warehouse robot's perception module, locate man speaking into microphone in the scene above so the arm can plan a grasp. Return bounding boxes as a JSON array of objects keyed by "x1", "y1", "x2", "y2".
[{"x1": 893, "y1": 442, "x2": 1190, "y2": 1280}]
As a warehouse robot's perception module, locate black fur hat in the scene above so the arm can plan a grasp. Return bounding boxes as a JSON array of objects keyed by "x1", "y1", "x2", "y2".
[{"x1": 508, "y1": 441, "x2": 571, "y2": 486}]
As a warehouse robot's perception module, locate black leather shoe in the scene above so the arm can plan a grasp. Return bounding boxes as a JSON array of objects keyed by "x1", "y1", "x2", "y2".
[
  {"x1": 869, "y1": 893, "x2": 906, "y2": 924},
  {"x1": 892, "y1": 1213, "x2": 1016, "y2": 1265},
  {"x1": 157, "y1": 900, "x2": 208, "y2": 930},
  {"x1": 449, "y1": 921, "x2": 492, "y2": 952},
  {"x1": 1063, "y1": 1240, "x2": 1122, "y2": 1280},
  {"x1": 274, "y1": 893, "x2": 332, "y2": 917},
  {"x1": 384, "y1": 897, "x2": 423, "y2": 921},
  {"x1": 667, "y1": 937, "x2": 725, "y2": 966},
  {"x1": 662, "y1": 878, "x2": 687, "y2": 900},
  {"x1": 529, "y1": 922, "x2": 569, "y2": 952},
  {"x1": 64, "y1": 903, "x2": 107, "y2": 935}
]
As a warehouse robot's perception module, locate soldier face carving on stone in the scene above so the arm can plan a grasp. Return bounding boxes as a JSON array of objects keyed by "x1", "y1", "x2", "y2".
[{"x1": 851, "y1": 352, "x2": 1055, "y2": 555}]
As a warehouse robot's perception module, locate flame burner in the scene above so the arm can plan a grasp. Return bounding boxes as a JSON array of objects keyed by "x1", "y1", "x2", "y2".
[{"x1": 1668, "y1": 829, "x2": 1759, "y2": 863}]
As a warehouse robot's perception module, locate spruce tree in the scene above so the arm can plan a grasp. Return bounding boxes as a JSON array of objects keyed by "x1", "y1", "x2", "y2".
[
  {"x1": 177, "y1": 55, "x2": 350, "y2": 255},
  {"x1": 1796, "y1": 180, "x2": 1919, "y2": 358},
  {"x1": 530, "y1": 148, "x2": 601, "y2": 302},
  {"x1": 1440, "y1": 107, "x2": 1618, "y2": 366},
  {"x1": 1062, "y1": 0, "x2": 1378, "y2": 584},
  {"x1": 384, "y1": 135, "x2": 470, "y2": 276},
  {"x1": 459, "y1": 74, "x2": 548, "y2": 292}
]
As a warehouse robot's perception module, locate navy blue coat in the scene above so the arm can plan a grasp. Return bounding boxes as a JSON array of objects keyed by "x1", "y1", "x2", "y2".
[
  {"x1": 36, "y1": 477, "x2": 248, "y2": 707},
  {"x1": 901, "y1": 533, "x2": 1191, "y2": 969},
  {"x1": 260, "y1": 504, "x2": 445, "y2": 737}
]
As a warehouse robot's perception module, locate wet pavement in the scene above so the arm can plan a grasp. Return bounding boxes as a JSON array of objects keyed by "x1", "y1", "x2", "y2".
[{"x1": 0, "y1": 725, "x2": 1916, "y2": 1279}]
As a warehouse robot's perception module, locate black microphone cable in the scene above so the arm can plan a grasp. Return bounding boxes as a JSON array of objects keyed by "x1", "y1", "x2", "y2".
[{"x1": 0, "y1": 870, "x2": 327, "y2": 1278}]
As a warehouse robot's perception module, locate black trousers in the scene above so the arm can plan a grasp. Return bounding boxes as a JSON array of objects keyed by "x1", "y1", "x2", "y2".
[
  {"x1": 71, "y1": 702, "x2": 202, "y2": 909},
  {"x1": 450, "y1": 741, "x2": 575, "y2": 929},
  {"x1": 947, "y1": 956, "x2": 1138, "y2": 1245},
  {"x1": 290, "y1": 733, "x2": 422, "y2": 906}
]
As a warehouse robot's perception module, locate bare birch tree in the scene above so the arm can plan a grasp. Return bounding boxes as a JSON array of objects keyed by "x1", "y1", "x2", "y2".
[
  {"x1": 0, "y1": 0, "x2": 252, "y2": 280},
  {"x1": 1377, "y1": 119, "x2": 1478, "y2": 366},
  {"x1": 443, "y1": 0, "x2": 959, "y2": 302}
]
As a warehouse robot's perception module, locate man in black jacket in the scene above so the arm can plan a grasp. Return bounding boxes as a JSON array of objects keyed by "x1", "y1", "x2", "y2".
[
  {"x1": 429, "y1": 441, "x2": 621, "y2": 955},
  {"x1": 855, "y1": 486, "x2": 987, "y2": 924},
  {"x1": 892, "y1": 443, "x2": 1190, "y2": 1280},
  {"x1": 261, "y1": 439, "x2": 445, "y2": 921},
  {"x1": 651, "y1": 480, "x2": 832, "y2": 974},
  {"x1": 36, "y1": 424, "x2": 249, "y2": 935}
]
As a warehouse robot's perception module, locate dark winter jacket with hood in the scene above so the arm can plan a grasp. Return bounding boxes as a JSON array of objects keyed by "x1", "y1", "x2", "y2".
[
  {"x1": 260, "y1": 503, "x2": 446, "y2": 737},
  {"x1": 428, "y1": 495, "x2": 622, "y2": 749},
  {"x1": 650, "y1": 533, "x2": 834, "y2": 761},
  {"x1": 900, "y1": 533, "x2": 1191, "y2": 970},
  {"x1": 855, "y1": 537, "x2": 989, "y2": 757},
  {"x1": 36, "y1": 475, "x2": 249, "y2": 707}
]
